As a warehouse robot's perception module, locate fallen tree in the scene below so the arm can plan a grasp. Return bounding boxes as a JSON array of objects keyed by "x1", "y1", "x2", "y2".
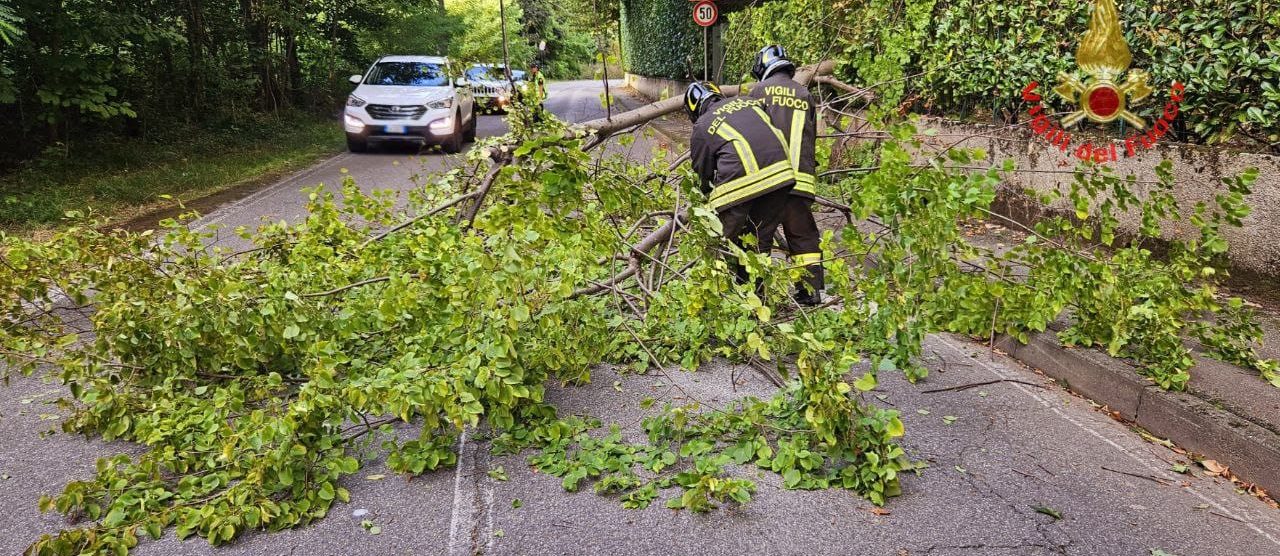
[
  {"x1": 576, "y1": 60, "x2": 836, "y2": 140},
  {"x1": 3, "y1": 66, "x2": 1275, "y2": 556}
]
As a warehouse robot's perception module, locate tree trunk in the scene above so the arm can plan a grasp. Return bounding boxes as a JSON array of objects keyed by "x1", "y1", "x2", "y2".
[
  {"x1": 578, "y1": 61, "x2": 835, "y2": 138},
  {"x1": 284, "y1": 0, "x2": 302, "y2": 107},
  {"x1": 242, "y1": 0, "x2": 278, "y2": 111},
  {"x1": 183, "y1": 0, "x2": 207, "y2": 113}
]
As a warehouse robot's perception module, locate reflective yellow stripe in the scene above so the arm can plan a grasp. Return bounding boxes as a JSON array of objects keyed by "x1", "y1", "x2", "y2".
[
  {"x1": 709, "y1": 161, "x2": 795, "y2": 209},
  {"x1": 714, "y1": 124, "x2": 759, "y2": 174},
  {"x1": 712, "y1": 169, "x2": 795, "y2": 209},
  {"x1": 793, "y1": 172, "x2": 816, "y2": 195},
  {"x1": 793, "y1": 252, "x2": 823, "y2": 266},
  {"x1": 709, "y1": 160, "x2": 791, "y2": 202},
  {"x1": 757, "y1": 107, "x2": 789, "y2": 153},
  {"x1": 788, "y1": 110, "x2": 806, "y2": 168}
]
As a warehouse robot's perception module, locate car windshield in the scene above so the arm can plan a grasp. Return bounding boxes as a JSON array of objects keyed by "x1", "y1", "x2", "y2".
[
  {"x1": 364, "y1": 62, "x2": 449, "y2": 86},
  {"x1": 511, "y1": 70, "x2": 527, "y2": 81},
  {"x1": 466, "y1": 66, "x2": 504, "y2": 81}
]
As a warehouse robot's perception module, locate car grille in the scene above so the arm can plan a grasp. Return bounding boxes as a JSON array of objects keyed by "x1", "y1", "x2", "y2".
[
  {"x1": 366, "y1": 104, "x2": 427, "y2": 121},
  {"x1": 472, "y1": 85, "x2": 506, "y2": 97}
]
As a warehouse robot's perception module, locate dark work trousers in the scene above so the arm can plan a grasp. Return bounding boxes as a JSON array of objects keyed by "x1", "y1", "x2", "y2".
[
  {"x1": 717, "y1": 187, "x2": 792, "y2": 286},
  {"x1": 778, "y1": 196, "x2": 824, "y2": 297}
]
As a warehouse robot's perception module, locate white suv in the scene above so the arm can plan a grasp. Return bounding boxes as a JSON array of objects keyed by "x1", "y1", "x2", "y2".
[{"x1": 344, "y1": 55, "x2": 477, "y2": 153}]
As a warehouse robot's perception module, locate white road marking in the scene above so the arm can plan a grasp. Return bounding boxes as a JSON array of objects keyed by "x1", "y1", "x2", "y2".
[
  {"x1": 447, "y1": 427, "x2": 479, "y2": 556},
  {"x1": 934, "y1": 335, "x2": 1280, "y2": 546}
]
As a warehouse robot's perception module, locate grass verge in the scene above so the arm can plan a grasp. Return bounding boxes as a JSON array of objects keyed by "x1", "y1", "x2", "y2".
[{"x1": 0, "y1": 112, "x2": 342, "y2": 235}]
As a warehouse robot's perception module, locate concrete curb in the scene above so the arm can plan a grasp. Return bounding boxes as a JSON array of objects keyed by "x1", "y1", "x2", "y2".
[{"x1": 995, "y1": 331, "x2": 1280, "y2": 497}]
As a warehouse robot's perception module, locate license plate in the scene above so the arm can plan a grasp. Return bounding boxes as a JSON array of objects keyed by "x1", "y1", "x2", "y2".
[{"x1": 385, "y1": 124, "x2": 406, "y2": 134}]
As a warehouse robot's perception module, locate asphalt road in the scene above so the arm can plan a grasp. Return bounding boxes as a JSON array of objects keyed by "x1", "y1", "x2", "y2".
[
  {"x1": 193, "y1": 80, "x2": 659, "y2": 249},
  {"x1": 2, "y1": 80, "x2": 1280, "y2": 556}
]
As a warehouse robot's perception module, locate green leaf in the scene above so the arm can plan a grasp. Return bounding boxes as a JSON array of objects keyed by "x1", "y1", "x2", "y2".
[
  {"x1": 783, "y1": 468, "x2": 802, "y2": 488},
  {"x1": 853, "y1": 372, "x2": 877, "y2": 392},
  {"x1": 886, "y1": 416, "x2": 905, "y2": 438},
  {"x1": 103, "y1": 508, "x2": 127, "y2": 528},
  {"x1": 1032, "y1": 505, "x2": 1062, "y2": 520}
]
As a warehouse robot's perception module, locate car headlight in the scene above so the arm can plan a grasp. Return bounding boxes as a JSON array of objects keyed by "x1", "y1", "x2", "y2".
[
  {"x1": 346, "y1": 95, "x2": 367, "y2": 108},
  {"x1": 427, "y1": 98, "x2": 454, "y2": 110}
]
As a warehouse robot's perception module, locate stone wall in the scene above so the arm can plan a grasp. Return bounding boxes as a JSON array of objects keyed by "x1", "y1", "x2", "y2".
[
  {"x1": 917, "y1": 118, "x2": 1280, "y2": 279},
  {"x1": 623, "y1": 73, "x2": 689, "y2": 105}
]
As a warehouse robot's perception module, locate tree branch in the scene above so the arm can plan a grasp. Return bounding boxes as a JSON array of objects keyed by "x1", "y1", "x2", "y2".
[
  {"x1": 815, "y1": 75, "x2": 875, "y2": 102},
  {"x1": 459, "y1": 160, "x2": 506, "y2": 228},
  {"x1": 576, "y1": 61, "x2": 837, "y2": 141},
  {"x1": 302, "y1": 276, "x2": 391, "y2": 298}
]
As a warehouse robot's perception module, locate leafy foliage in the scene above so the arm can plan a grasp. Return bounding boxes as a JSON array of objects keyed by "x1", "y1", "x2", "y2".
[
  {"x1": 516, "y1": 0, "x2": 601, "y2": 79},
  {"x1": 938, "y1": 161, "x2": 1280, "y2": 390},
  {"x1": 0, "y1": 0, "x2": 20, "y2": 45},
  {"x1": 1, "y1": 104, "x2": 1272, "y2": 555},
  {"x1": 724, "y1": 0, "x2": 1280, "y2": 148},
  {"x1": 1, "y1": 106, "x2": 907, "y2": 553},
  {"x1": 618, "y1": 0, "x2": 706, "y2": 80},
  {"x1": 448, "y1": 0, "x2": 535, "y2": 69}
]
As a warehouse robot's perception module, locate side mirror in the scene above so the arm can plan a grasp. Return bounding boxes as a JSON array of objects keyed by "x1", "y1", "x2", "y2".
[
  {"x1": 454, "y1": 78, "x2": 470, "y2": 87},
  {"x1": 348, "y1": 74, "x2": 363, "y2": 85}
]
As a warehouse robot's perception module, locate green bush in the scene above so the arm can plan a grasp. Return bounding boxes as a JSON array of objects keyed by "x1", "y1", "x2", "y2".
[
  {"x1": 619, "y1": 0, "x2": 705, "y2": 79},
  {"x1": 723, "y1": 0, "x2": 1280, "y2": 148}
]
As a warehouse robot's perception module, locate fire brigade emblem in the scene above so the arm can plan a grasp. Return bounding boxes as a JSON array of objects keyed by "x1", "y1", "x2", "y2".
[{"x1": 1053, "y1": 0, "x2": 1153, "y2": 129}]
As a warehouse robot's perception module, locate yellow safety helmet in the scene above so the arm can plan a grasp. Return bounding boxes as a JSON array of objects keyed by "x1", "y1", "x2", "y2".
[{"x1": 685, "y1": 81, "x2": 723, "y2": 122}]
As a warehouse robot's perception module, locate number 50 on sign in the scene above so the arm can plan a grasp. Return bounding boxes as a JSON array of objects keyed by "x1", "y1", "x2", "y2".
[{"x1": 693, "y1": 0, "x2": 718, "y2": 27}]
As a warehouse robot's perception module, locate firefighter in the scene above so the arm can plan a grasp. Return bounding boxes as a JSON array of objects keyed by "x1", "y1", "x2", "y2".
[
  {"x1": 518, "y1": 64, "x2": 549, "y2": 124},
  {"x1": 748, "y1": 45, "x2": 824, "y2": 306},
  {"x1": 528, "y1": 64, "x2": 548, "y2": 103},
  {"x1": 686, "y1": 81, "x2": 796, "y2": 284}
]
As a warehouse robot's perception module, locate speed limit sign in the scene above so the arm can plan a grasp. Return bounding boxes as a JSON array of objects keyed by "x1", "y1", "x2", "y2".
[{"x1": 693, "y1": 0, "x2": 718, "y2": 27}]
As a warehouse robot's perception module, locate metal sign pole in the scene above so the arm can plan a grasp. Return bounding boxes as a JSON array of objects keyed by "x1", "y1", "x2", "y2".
[{"x1": 703, "y1": 25, "x2": 708, "y2": 81}]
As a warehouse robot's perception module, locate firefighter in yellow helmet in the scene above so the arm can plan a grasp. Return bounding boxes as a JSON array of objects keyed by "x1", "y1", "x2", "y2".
[
  {"x1": 749, "y1": 45, "x2": 824, "y2": 306},
  {"x1": 686, "y1": 81, "x2": 796, "y2": 284}
]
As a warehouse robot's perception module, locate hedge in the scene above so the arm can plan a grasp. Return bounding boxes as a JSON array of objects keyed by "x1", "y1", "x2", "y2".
[
  {"x1": 619, "y1": 0, "x2": 706, "y2": 80},
  {"x1": 720, "y1": 0, "x2": 1279, "y2": 149}
]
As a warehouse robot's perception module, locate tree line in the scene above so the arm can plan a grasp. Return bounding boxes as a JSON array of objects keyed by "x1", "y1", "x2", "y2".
[{"x1": 0, "y1": 0, "x2": 612, "y2": 166}]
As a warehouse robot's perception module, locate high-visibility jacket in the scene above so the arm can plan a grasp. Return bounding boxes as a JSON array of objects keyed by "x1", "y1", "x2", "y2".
[
  {"x1": 691, "y1": 97, "x2": 797, "y2": 211},
  {"x1": 748, "y1": 73, "x2": 817, "y2": 198},
  {"x1": 529, "y1": 71, "x2": 547, "y2": 102}
]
